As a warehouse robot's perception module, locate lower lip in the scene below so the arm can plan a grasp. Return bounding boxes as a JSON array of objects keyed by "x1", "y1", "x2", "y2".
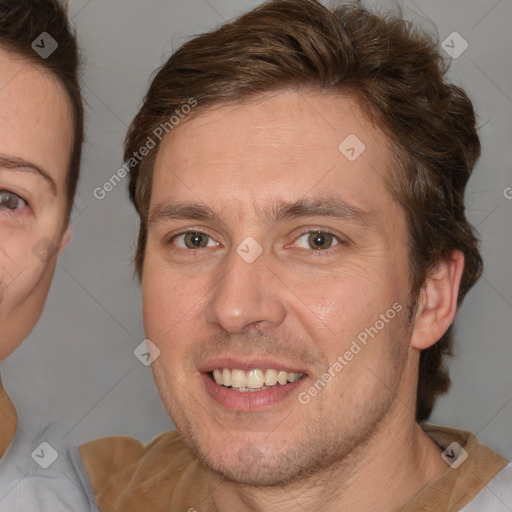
[{"x1": 202, "y1": 373, "x2": 306, "y2": 411}]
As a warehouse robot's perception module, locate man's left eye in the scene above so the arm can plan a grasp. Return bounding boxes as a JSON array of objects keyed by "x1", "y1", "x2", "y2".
[
  {"x1": 173, "y1": 231, "x2": 219, "y2": 249},
  {"x1": 293, "y1": 231, "x2": 341, "y2": 250}
]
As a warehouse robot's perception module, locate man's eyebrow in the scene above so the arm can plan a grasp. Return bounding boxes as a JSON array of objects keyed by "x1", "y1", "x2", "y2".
[
  {"x1": 148, "y1": 196, "x2": 373, "y2": 228},
  {"x1": 0, "y1": 155, "x2": 57, "y2": 195},
  {"x1": 268, "y1": 196, "x2": 374, "y2": 226},
  {"x1": 148, "y1": 202, "x2": 217, "y2": 227}
]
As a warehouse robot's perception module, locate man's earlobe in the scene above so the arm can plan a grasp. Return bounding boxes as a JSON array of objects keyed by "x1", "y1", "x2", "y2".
[
  {"x1": 410, "y1": 250, "x2": 465, "y2": 350},
  {"x1": 59, "y1": 226, "x2": 71, "y2": 254}
]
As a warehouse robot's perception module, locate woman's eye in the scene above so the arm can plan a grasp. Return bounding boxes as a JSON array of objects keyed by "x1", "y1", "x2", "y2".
[
  {"x1": 0, "y1": 190, "x2": 27, "y2": 211},
  {"x1": 173, "y1": 231, "x2": 218, "y2": 249},
  {"x1": 293, "y1": 231, "x2": 341, "y2": 250}
]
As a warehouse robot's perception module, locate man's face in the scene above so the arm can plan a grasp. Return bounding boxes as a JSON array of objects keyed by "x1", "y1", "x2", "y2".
[
  {"x1": 0, "y1": 51, "x2": 72, "y2": 359},
  {"x1": 143, "y1": 91, "x2": 418, "y2": 485}
]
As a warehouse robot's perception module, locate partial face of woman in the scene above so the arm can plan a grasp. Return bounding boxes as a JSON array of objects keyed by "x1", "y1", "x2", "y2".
[{"x1": 0, "y1": 51, "x2": 73, "y2": 359}]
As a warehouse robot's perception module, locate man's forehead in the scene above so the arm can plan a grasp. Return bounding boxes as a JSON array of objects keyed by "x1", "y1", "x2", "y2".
[
  {"x1": 150, "y1": 91, "x2": 396, "y2": 223},
  {"x1": 157, "y1": 91, "x2": 379, "y2": 157}
]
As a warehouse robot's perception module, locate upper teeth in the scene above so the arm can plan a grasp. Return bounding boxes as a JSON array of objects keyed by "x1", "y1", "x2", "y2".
[{"x1": 212, "y1": 368, "x2": 304, "y2": 389}]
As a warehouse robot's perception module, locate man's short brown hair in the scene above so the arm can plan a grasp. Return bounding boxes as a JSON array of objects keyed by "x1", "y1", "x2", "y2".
[
  {"x1": 0, "y1": 0, "x2": 84, "y2": 222},
  {"x1": 125, "y1": 0, "x2": 482, "y2": 422}
]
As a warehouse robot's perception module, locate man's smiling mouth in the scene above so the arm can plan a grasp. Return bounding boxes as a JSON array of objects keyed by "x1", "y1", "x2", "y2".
[{"x1": 209, "y1": 368, "x2": 306, "y2": 392}]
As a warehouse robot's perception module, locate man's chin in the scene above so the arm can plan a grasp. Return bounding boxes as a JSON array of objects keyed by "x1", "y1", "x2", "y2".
[
  {"x1": 191, "y1": 438, "x2": 332, "y2": 488},
  {"x1": 204, "y1": 457, "x2": 306, "y2": 488}
]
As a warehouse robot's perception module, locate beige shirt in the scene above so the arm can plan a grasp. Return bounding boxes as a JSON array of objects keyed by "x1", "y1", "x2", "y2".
[
  {"x1": 80, "y1": 424, "x2": 508, "y2": 512},
  {"x1": 0, "y1": 375, "x2": 17, "y2": 459}
]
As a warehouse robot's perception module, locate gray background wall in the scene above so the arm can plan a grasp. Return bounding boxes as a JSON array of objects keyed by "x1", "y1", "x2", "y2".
[{"x1": 2, "y1": 0, "x2": 511, "y2": 460}]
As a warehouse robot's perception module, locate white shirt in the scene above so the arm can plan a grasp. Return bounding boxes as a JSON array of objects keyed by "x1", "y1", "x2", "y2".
[{"x1": 0, "y1": 370, "x2": 96, "y2": 512}]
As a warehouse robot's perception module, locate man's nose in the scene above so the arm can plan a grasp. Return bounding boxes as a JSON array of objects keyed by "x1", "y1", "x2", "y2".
[{"x1": 203, "y1": 243, "x2": 286, "y2": 334}]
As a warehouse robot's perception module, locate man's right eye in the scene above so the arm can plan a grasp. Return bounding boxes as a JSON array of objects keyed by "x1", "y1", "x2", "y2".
[
  {"x1": 172, "y1": 231, "x2": 219, "y2": 250},
  {"x1": 0, "y1": 190, "x2": 27, "y2": 211}
]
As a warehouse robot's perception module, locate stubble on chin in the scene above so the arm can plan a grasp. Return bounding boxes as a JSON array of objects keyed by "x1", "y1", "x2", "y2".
[{"x1": 155, "y1": 301, "x2": 415, "y2": 489}]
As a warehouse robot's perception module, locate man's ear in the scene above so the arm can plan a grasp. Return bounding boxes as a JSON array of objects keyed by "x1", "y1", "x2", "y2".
[
  {"x1": 410, "y1": 250, "x2": 465, "y2": 350},
  {"x1": 59, "y1": 226, "x2": 71, "y2": 254}
]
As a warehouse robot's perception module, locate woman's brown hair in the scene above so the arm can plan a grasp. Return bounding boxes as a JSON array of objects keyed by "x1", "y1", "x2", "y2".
[{"x1": 0, "y1": 0, "x2": 84, "y2": 222}]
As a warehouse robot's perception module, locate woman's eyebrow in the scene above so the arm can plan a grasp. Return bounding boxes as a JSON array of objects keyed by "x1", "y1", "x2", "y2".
[{"x1": 0, "y1": 154, "x2": 57, "y2": 195}]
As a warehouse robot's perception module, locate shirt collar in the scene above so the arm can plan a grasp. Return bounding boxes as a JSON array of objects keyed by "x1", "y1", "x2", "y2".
[{"x1": 396, "y1": 424, "x2": 508, "y2": 511}]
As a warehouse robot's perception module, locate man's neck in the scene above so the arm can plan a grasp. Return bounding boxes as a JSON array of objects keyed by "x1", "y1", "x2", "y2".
[{"x1": 209, "y1": 412, "x2": 448, "y2": 512}]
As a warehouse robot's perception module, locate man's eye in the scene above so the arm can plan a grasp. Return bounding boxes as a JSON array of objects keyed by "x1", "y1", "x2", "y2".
[
  {"x1": 293, "y1": 231, "x2": 341, "y2": 250},
  {"x1": 172, "y1": 231, "x2": 218, "y2": 249},
  {"x1": 0, "y1": 190, "x2": 27, "y2": 211}
]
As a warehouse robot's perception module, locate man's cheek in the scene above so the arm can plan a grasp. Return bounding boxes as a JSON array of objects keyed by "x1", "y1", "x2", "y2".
[
  {"x1": 291, "y1": 263, "x2": 378, "y2": 314},
  {"x1": 143, "y1": 280, "x2": 185, "y2": 330},
  {"x1": 152, "y1": 345, "x2": 193, "y2": 403},
  {"x1": 143, "y1": 302, "x2": 198, "y2": 366}
]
